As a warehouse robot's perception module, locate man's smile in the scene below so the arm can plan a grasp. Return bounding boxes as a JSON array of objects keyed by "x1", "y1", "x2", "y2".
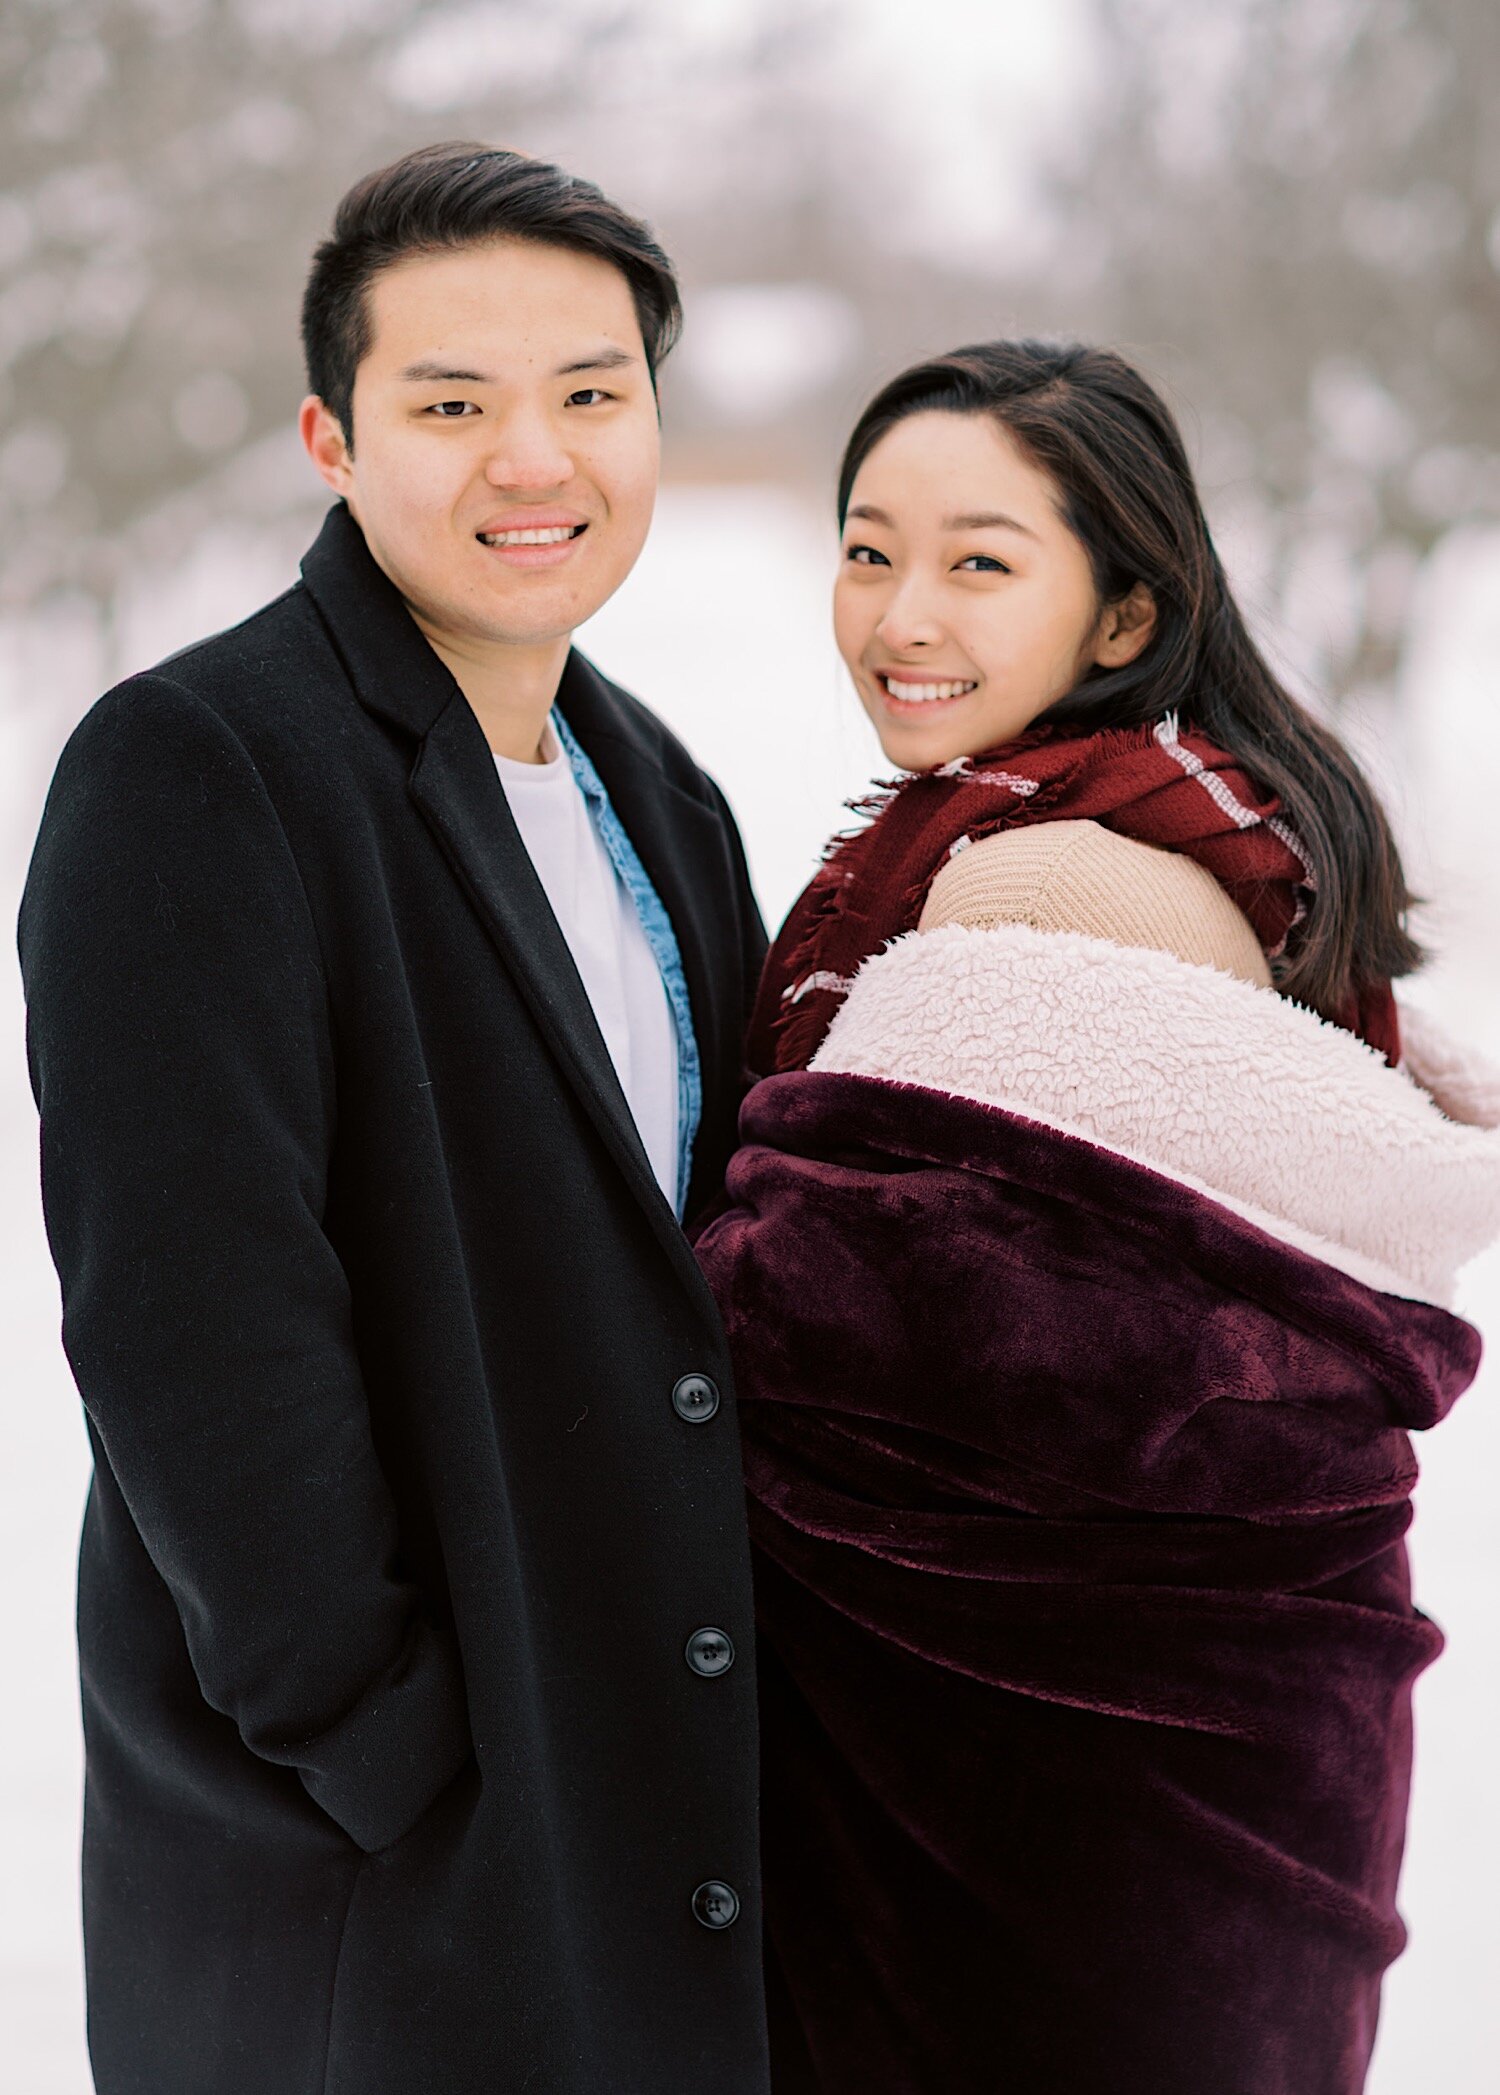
[
  {"x1": 473, "y1": 516, "x2": 591, "y2": 568},
  {"x1": 477, "y1": 525, "x2": 584, "y2": 546}
]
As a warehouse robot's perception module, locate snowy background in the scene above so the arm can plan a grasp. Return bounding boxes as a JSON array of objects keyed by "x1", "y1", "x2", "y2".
[{"x1": 4, "y1": 1, "x2": 1499, "y2": 2087}]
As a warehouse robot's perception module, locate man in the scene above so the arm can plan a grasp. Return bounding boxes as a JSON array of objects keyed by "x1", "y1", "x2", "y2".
[{"x1": 19, "y1": 143, "x2": 772, "y2": 2094}]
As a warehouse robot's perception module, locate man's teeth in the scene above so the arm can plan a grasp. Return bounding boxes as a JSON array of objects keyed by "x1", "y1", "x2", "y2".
[
  {"x1": 883, "y1": 676, "x2": 977, "y2": 703},
  {"x1": 479, "y1": 526, "x2": 581, "y2": 545}
]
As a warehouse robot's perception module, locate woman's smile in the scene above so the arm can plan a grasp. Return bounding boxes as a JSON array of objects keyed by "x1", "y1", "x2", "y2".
[{"x1": 872, "y1": 668, "x2": 980, "y2": 718}]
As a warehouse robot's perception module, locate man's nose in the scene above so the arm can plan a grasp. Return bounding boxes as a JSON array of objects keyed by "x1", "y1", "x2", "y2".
[{"x1": 482, "y1": 412, "x2": 573, "y2": 490}]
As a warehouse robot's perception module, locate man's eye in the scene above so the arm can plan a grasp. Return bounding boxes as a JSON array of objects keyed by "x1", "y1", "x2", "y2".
[
  {"x1": 566, "y1": 388, "x2": 611, "y2": 407},
  {"x1": 958, "y1": 554, "x2": 1011, "y2": 573},
  {"x1": 427, "y1": 400, "x2": 477, "y2": 418},
  {"x1": 846, "y1": 544, "x2": 889, "y2": 566}
]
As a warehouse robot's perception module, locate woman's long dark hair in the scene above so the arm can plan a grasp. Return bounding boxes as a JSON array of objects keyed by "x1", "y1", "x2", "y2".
[{"x1": 837, "y1": 340, "x2": 1422, "y2": 1016}]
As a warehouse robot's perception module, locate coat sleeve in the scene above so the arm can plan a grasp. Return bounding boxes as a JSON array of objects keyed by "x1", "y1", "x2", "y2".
[{"x1": 18, "y1": 673, "x2": 471, "y2": 1854}]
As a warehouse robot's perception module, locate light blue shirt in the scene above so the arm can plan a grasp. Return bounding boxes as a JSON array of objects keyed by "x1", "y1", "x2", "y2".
[{"x1": 551, "y1": 710, "x2": 702, "y2": 1218}]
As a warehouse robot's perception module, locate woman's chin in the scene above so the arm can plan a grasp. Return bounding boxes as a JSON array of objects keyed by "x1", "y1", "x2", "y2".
[
  {"x1": 864, "y1": 690, "x2": 1049, "y2": 772},
  {"x1": 860, "y1": 702, "x2": 959, "y2": 771},
  {"x1": 870, "y1": 718, "x2": 976, "y2": 773}
]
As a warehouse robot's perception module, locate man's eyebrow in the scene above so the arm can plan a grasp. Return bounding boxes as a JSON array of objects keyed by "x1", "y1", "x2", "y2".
[
  {"x1": 398, "y1": 359, "x2": 493, "y2": 383},
  {"x1": 397, "y1": 347, "x2": 641, "y2": 383},
  {"x1": 555, "y1": 346, "x2": 640, "y2": 376},
  {"x1": 846, "y1": 501, "x2": 1041, "y2": 539}
]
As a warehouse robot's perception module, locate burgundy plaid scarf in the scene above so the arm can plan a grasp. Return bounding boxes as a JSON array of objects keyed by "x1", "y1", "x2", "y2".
[{"x1": 749, "y1": 712, "x2": 1400, "y2": 1076}]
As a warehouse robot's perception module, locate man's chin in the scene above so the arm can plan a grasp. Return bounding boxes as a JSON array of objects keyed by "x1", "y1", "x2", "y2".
[{"x1": 402, "y1": 573, "x2": 591, "y2": 654}]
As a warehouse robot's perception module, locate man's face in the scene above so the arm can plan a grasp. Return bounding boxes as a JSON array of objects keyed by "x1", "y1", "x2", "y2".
[{"x1": 302, "y1": 239, "x2": 661, "y2": 662}]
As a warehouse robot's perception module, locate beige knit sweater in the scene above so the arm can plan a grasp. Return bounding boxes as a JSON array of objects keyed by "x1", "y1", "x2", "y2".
[{"x1": 916, "y1": 820, "x2": 1272, "y2": 988}]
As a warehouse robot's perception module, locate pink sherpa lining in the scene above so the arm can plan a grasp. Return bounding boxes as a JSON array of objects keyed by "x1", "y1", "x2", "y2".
[{"x1": 811, "y1": 921, "x2": 1500, "y2": 1308}]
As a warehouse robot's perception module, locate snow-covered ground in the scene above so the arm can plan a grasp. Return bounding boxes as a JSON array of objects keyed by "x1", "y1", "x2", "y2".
[{"x1": 2, "y1": 487, "x2": 1496, "y2": 2090}]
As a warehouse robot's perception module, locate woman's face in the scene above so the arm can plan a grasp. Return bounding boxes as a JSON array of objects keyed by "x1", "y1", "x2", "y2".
[{"x1": 834, "y1": 409, "x2": 1153, "y2": 771}]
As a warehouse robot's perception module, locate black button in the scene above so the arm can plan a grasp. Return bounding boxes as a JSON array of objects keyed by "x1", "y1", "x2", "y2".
[
  {"x1": 692, "y1": 1880, "x2": 740, "y2": 1930},
  {"x1": 685, "y1": 1627, "x2": 735, "y2": 1677},
  {"x1": 672, "y1": 1374, "x2": 720, "y2": 1423}
]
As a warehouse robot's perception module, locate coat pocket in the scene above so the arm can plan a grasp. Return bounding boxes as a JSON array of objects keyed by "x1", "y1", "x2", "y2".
[{"x1": 322, "y1": 1755, "x2": 485, "y2": 2095}]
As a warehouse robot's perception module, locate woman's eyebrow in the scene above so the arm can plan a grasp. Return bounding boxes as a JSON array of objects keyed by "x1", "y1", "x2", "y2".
[
  {"x1": 846, "y1": 502, "x2": 1040, "y2": 538},
  {"x1": 945, "y1": 509, "x2": 1040, "y2": 537}
]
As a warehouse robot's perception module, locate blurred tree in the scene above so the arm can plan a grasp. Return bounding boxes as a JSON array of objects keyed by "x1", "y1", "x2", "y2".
[
  {"x1": 1026, "y1": 0, "x2": 1500, "y2": 709},
  {"x1": 2, "y1": 0, "x2": 419, "y2": 608},
  {"x1": 4, "y1": 0, "x2": 1497, "y2": 723},
  {"x1": 0, "y1": 0, "x2": 837, "y2": 619}
]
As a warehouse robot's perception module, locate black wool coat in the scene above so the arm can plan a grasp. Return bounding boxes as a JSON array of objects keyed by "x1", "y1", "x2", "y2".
[{"x1": 18, "y1": 502, "x2": 773, "y2": 2095}]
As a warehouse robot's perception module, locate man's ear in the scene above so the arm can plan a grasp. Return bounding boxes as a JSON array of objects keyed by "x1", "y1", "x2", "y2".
[
  {"x1": 300, "y1": 396, "x2": 354, "y2": 498},
  {"x1": 1092, "y1": 581, "x2": 1158, "y2": 670}
]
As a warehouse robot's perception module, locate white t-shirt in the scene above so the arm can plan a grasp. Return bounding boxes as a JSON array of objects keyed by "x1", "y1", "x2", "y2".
[{"x1": 493, "y1": 720, "x2": 680, "y2": 1205}]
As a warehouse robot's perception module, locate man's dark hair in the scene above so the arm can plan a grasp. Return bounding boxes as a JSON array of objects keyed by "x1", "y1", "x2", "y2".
[{"x1": 302, "y1": 141, "x2": 683, "y2": 447}]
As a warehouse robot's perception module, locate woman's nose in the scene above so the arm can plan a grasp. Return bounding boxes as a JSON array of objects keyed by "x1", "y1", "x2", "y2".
[{"x1": 876, "y1": 586, "x2": 946, "y2": 654}]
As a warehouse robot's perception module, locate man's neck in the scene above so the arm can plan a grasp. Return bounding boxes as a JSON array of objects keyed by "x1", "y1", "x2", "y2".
[{"x1": 415, "y1": 619, "x2": 573, "y2": 764}]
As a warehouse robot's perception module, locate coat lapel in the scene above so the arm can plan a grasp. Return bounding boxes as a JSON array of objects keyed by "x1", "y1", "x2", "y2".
[{"x1": 299, "y1": 504, "x2": 672, "y2": 1233}]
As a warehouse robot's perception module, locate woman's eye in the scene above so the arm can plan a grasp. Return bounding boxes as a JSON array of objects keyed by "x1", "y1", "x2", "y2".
[
  {"x1": 427, "y1": 400, "x2": 477, "y2": 418},
  {"x1": 846, "y1": 544, "x2": 889, "y2": 566},
  {"x1": 566, "y1": 388, "x2": 611, "y2": 407},
  {"x1": 958, "y1": 554, "x2": 1011, "y2": 573}
]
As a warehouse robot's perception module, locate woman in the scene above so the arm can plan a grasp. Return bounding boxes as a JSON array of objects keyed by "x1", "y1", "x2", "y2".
[{"x1": 693, "y1": 342, "x2": 1500, "y2": 2093}]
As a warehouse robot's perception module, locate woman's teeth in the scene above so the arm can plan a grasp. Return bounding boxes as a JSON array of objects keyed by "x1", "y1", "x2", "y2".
[
  {"x1": 478, "y1": 525, "x2": 584, "y2": 546},
  {"x1": 881, "y1": 675, "x2": 977, "y2": 703}
]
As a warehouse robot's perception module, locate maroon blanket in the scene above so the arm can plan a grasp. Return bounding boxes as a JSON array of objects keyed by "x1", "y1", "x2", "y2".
[{"x1": 695, "y1": 1071, "x2": 1481, "y2": 2094}]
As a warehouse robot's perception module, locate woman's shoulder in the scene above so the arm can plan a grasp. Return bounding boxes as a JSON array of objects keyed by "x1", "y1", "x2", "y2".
[{"x1": 916, "y1": 819, "x2": 1271, "y2": 988}]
